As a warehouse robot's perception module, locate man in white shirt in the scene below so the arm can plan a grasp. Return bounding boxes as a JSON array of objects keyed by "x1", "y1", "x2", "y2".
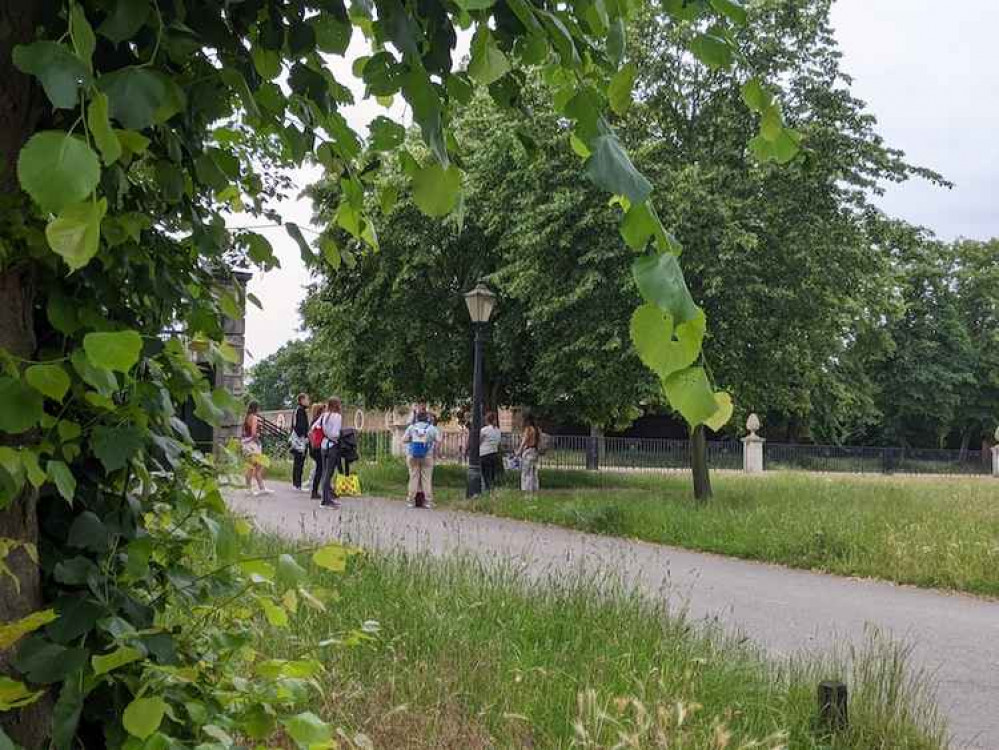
[
  {"x1": 479, "y1": 411, "x2": 502, "y2": 490},
  {"x1": 319, "y1": 396, "x2": 343, "y2": 509}
]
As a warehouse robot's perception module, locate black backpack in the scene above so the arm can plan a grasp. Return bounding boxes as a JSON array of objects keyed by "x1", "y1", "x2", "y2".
[{"x1": 339, "y1": 428, "x2": 359, "y2": 462}]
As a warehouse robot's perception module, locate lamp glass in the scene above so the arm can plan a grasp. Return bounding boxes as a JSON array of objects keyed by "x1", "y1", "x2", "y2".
[{"x1": 463, "y1": 283, "x2": 497, "y2": 324}]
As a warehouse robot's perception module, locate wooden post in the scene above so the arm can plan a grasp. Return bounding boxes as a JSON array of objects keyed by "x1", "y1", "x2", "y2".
[{"x1": 817, "y1": 680, "x2": 848, "y2": 732}]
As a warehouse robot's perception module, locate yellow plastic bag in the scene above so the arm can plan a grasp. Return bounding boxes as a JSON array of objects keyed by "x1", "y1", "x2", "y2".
[{"x1": 335, "y1": 473, "x2": 361, "y2": 497}]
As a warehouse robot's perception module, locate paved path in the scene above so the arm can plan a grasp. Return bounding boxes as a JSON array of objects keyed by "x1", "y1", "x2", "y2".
[{"x1": 228, "y1": 488, "x2": 999, "y2": 749}]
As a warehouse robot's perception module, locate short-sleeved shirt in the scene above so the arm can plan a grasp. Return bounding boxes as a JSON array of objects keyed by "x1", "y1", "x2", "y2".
[
  {"x1": 480, "y1": 425, "x2": 501, "y2": 456},
  {"x1": 321, "y1": 411, "x2": 342, "y2": 450}
]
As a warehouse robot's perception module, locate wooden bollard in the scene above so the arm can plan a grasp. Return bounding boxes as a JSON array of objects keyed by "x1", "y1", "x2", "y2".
[{"x1": 818, "y1": 680, "x2": 848, "y2": 732}]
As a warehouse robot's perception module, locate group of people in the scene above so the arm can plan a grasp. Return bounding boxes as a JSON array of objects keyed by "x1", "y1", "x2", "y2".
[{"x1": 242, "y1": 397, "x2": 542, "y2": 510}]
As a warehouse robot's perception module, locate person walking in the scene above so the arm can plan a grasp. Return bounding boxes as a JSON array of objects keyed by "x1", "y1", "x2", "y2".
[
  {"x1": 308, "y1": 402, "x2": 326, "y2": 499},
  {"x1": 241, "y1": 401, "x2": 272, "y2": 496},
  {"x1": 403, "y1": 409, "x2": 440, "y2": 508},
  {"x1": 290, "y1": 393, "x2": 310, "y2": 491},
  {"x1": 480, "y1": 411, "x2": 502, "y2": 490},
  {"x1": 517, "y1": 414, "x2": 541, "y2": 494},
  {"x1": 318, "y1": 397, "x2": 343, "y2": 509}
]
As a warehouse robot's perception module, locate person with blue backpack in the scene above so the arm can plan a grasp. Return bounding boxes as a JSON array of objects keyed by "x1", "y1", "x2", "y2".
[{"x1": 402, "y1": 409, "x2": 440, "y2": 508}]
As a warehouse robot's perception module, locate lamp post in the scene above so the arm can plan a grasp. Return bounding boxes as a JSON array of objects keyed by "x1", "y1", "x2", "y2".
[{"x1": 464, "y1": 282, "x2": 497, "y2": 498}]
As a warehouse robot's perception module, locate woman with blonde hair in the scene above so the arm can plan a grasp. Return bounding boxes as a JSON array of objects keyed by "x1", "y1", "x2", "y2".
[{"x1": 241, "y1": 401, "x2": 272, "y2": 496}]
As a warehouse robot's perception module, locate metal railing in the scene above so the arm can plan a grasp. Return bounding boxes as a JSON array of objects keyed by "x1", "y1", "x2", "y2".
[{"x1": 257, "y1": 424, "x2": 991, "y2": 477}]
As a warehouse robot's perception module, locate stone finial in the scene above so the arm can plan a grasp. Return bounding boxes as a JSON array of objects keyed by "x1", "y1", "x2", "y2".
[
  {"x1": 994, "y1": 424, "x2": 999, "y2": 442},
  {"x1": 746, "y1": 412, "x2": 761, "y2": 437}
]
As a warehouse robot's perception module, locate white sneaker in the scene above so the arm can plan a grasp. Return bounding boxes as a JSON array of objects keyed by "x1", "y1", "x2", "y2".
[
  {"x1": 249, "y1": 488, "x2": 259, "y2": 497},
  {"x1": 258, "y1": 487, "x2": 274, "y2": 495}
]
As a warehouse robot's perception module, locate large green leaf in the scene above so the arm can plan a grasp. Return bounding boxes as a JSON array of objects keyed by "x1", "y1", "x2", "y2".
[
  {"x1": 251, "y1": 46, "x2": 282, "y2": 80},
  {"x1": 285, "y1": 223, "x2": 315, "y2": 264},
  {"x1": 123, "y1": 696, "x2": 167, "y2": 739},
  {"x1": 70, "y1": 4, "x2": 96, "y2": 69},
  {"x1": 608, "y1": 62, "x2": 636, "y2": 116},
  {"x1": 25, "y1": 364, "x2": 70, "y2": 402},
  {"x1": 0, "y1": 677, "x2": 44, "y2": 711},
  {"x1": 0, "y1": 610, "x2": 58, "y2": 650},
  {"x1": 585, "y1": 135, "x2": 652, "y2": 205},
  {"x1": 67, "y1": 511, "x2": 110, "y2": 552},
  {"x1": 70, "y1": 350, "x2": 118, "y2": 396},
  {"x1": 690, "y1": 33, "x2": 733, "y2": 70},
  {"x1": 412, "y1": 163, "x2": 461, "y2": 217},
  {"x1": 99, "y1": 67, "x2": 168, "y2": 130},
  {"x1": 219, "y1": 67, "x2": 261, "y2": 120},
  {"x1": 620, "y1": 201, "x2": 673, "y2": 251},
  {"x1": 663, "y1": 366, "x2": 722, "y2": 426},
  {"x1": 468, "y1": 28, "x2": 510, "y2": 86},
  {"x1": 704, "y1": 392, "x2": 734, "y2": 431},
  {"x1": 312, "y1": 16, "x2": 352, "y2": 55},
  {"x1": 12, "y1": 42, "x2": 92, "y2": 110},
  {"x1": 401, "y1": 67, "x2": 447, "y2": 166},
  {"x1": 92, "y1": 646, "x2": 144, "y2": 676},
  {"x1": 741, "y1": 78, "x2": 771, "y2": 113},
  {"x1": 282, "y1": 712, "x2": 332, "y2": 749},
  {"x1": 368, "y1": 116, "x2": 406, "y2": 151},
  {"x1": 630, "y1": 304, "x2": 706, "y2": 380},
  {"x1": 17, "y1": 132, "x2": 101, "y2": 214},
  {"x1": 98, "y1": 0, "x2": 151, "y2": 45},
  {"x1": 632, "y1": 253, "x2": 699, "y2": 324},
  {"x1": 0, "y1": 378, "x2": 44, "y2": 434},
  {"x1": 91, "y1": 425, "x2": 143, "y2": 472},
  {"x1": 51, "y1": 672, "x2": 85, "y2": 750},
  {"x1": 45, "y1": 198, "x2": 108, "y2": 272},
  {"x1": 46, "y1": 461, "x2": 76, "y2": 504},
  {"x1": 84, "y1": 330, "x2": 143, "y2": 372}
]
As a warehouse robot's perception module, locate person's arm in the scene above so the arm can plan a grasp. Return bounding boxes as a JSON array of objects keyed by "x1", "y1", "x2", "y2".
[
  {"x1": 249, "y1": 414, "x2": 260, "y2": 439},
  {"x1": 402, "y1": 425, "x2": 412, "y2": 443}
]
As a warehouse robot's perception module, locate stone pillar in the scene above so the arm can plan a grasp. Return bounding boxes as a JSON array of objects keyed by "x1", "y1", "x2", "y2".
[
  {"x1": 390, "y1": 409, "x2": 409, "y2": 457},
  {"x1": 992, "y1": 445, "x2": 999, "y2": 478},
  {"x1": 741, "y1": 413, "x2": 765, "y2": 474},
  {"x1": 214, "y1": 270, "x2": 252, "y2": 448}
]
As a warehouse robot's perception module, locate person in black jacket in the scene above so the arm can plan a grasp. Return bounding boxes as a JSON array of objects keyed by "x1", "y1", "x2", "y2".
[{"x1": 290, "y1": 393, "x2": 310, "y2": 491}]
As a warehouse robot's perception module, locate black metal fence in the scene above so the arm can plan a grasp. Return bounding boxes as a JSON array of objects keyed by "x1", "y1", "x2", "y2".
[{"x1": 257, "y1": 420, "x2": 992, "y2": 477}]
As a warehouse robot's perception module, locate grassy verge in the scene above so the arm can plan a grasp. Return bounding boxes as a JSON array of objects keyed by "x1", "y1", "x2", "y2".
[
  {"x1": 244, "y1": 534, "x2": 946, "y2": 749},
  {"x1": 353, "y1": 459, "x2": 999, "y2": 598}
]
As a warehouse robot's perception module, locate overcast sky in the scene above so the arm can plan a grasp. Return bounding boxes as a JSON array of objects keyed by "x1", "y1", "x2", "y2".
[{"x1": 242, "y1": 0, "x2": 999, "y2": 363}]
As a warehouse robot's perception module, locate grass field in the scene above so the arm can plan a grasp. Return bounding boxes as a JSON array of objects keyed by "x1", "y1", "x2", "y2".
[
  {"x1": 339, "y1": 460, "x2": 999, "y2": 598},
  {"x1": 243, "y1": 535, "x2": 946, "y2": 749}
]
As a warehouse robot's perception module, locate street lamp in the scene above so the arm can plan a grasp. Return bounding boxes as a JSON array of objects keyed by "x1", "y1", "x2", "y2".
[{"x1": 464, "y1": 282, "x2": 497, "y2": 498}]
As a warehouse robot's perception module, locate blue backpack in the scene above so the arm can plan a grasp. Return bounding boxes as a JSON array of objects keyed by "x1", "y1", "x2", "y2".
[{"x1": 410, "y1": 423, "x2": 431, "y2": 458}]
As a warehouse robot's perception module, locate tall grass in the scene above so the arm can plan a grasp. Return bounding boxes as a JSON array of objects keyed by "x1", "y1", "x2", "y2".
[
  {"x1": 353, "y1": 459, "x2": 999, "y2": 597},
  {"x1": 244, "y1": 535, "x2": 947, "y2": 749}
]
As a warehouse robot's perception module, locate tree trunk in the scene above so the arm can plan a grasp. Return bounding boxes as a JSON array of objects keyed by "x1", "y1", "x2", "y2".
[
  {"x1": 691, "y1": 424, "x2": 712, "y2": 502},
  {"x1": 1, "y1": 1, "x2": 49, "y2": 746}
]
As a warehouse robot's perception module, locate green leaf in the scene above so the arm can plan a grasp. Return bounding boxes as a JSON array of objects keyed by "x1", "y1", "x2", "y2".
[
  {"x1": 704, "y1": 392, "x2": 734, "y2": 431},
  {"x1": 14, "y1": 640, "x2": 88, "y2": 684},
  {"x1": 312, "y1": 16, "x2": 353, "y2": 55},
  {"x1": 585, "y1": 135, "x2": 652, "y2": 205},
  {"x1": 607, "y1": 17, "x2": 625, "y2": 67},
  {"x1": 70, "y1": 4, "x2": 97, "y2": 69},
  {"x1": 52, "y1": 676, "x2": 85, "y2": 750},
  {"x1": 0, "y1": 377, "x2": 44, "y2": 434},
  {"x1": 25, "y1": 364, "x2": 70, "y2": 402},
  {"x1": 285, "y1": 223, "x2": 315, "y2": 264},
  {"x1": 630, "y1": 304, "x2": 706, "y2": 380},
  {"x1": 98, "y1": 0, "x2": 150, "y2": 45},
  {"x1": 99, "y1": 67, "x2": 168, "y2": 130},
  {"x1": 123, "y1": 696, "x2": 167, "y2": 740},
  {"x1": 748, "y1": 134, "x2": 776, "y2": 163},
  {"x1": 690, "y1": 33, "x2": 733, "y2": 69},
  {"x1": 468, "y1": 27, "x2": 510, "y2": 86},
  {"x1": 92, "y1": 646, "x2": 143, "y2": 676},
  {"x1": 45, "y1": 198, "x2": 108, "y2": 272},
  {"x1": 379, "y1": 184, "x2": 398, "y2": 215},
  {"x1": 47, "y1": 294, "x2": 80, "y2": 335},
  {"x1": 0, "y1": 609, "x2": 58, "y2": 650},
  {"x1": 709, "y1": 0, "x2": 747, "y2": 25},
  {"x1": 0, "y1": 677, "x2": 45, "y2": 711},
  {"x1": 17, "y1": 132, "x2": 101, "y2": 214},
  {"x1": 741, "y1": 78, "x2": 771, "y2": 113},
  {"x1": 116, "y1": 129, "x2": 151, "y2": 158},
  {"x1": 368, "y1": 116, "x2": 405, "y2": 151},
  {"x1": 312, "y1": 544, "x2": 349, "y2": 572},
  {"x1": 192, "y1": 390, "x2": 224, "y2": 427},
  {"x1": 68, "y1": 511, "x2": 110, "y2": 552},
  {"x1": 251, "y1": 46, "x2": 282, "y2": 80},
  {"x1": 276, "y1": 554, "x2": 308, "y2": 588},
  {"x1": 91, "y1": 424, "x2": 143, "y2": 472},
  {"x1": 70, "y1": 349, "x2": 118, "y2": 396},
  {"x1": 773, "y1": 128, "x2": 801, "y2": 164},
  {"x1": 412, "y1": 163, "x2": 462, "y2": 217},
  {"x1": 21, "y1": 451, "x2": 46, "y2": 488},
  {"x1": 57, "y1": 421, "x2": 82, "y2": 441},
  {"x1": 47, "y1": 461, "x2": 76, "y2": 503},
  {"x1": 456, "y1": 0, "x2": 496, "y2": 9},
  {"x1": 663, "y1": 366, "x2": 721, "y2": 426},
  {"x1": 320, "y1": 236, "x2": 341, "y2": 270},
  {"x1": 258, "y1": 597, "x2": 289, "y2": 627},
  {"x1": 245, "y1": 232, "x2": 276, "y2": 267},
  {"x1": 632, "y1": 252, "x2": 700, "y2": 324},
  {"x1": 84, "y1": 330, "x2": 143, "y2": 372},
  {"x1": 282, "y1": 712, "x2": 332, "y2": 749},
  {"x1": 760, "y1": 102, "x2": 782, "y2": 141},
  {"x1": 87, "y1": 92, "x2": 122, "y2": 165},
  {"x1": 12, "y1": 42, "x2": 92, "y2": 110},
  {"x1": 608, "y1": 62, "x2": 636, "y2": 116},
  {"x1": 619, "y1": 201, "x2": 673, "y2": 252}
]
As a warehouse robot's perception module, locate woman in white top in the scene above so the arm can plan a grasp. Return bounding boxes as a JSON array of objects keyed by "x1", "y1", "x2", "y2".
[
  {"x1": 479, "y1": 411, "x2": 502, "y2": 490},
  {"x1": 318, "y1": 397, "x2": 343, "y2": 508}
]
